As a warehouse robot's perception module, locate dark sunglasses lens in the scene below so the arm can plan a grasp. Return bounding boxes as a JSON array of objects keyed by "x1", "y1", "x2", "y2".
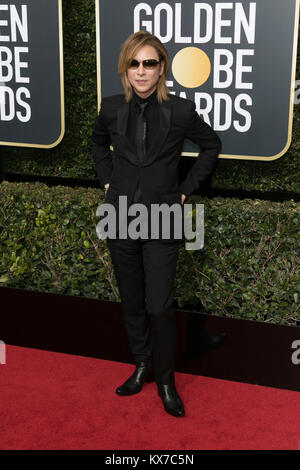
[
  {"x1": 144, "y1": 60, "x2": 160, "y2": 68},
  {"x1": 130, "y1": 60, "x2": 139, "y2": 68},
  {"x1": 129, "y1": 59, "x2": 160, "y2": 69}
]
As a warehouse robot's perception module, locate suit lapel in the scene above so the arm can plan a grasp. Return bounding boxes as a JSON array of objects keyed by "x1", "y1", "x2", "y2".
[
  {"x1": 146, "y1": 100, "x2": 171, "y2": 166},
  {"x1": 117, "y1": 102, "x2": 139, "y2": 165},
  {"x1": 117, "y1": 102, "x2": 129, "y2": 136}
]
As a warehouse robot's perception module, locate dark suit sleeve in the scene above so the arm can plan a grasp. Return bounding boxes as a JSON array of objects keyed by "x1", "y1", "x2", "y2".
[
  {"x1": 179, "y1": 101, "x2": 222, "y2": 197},
  {"x1": 91, "y1": 98, "x2": 113, "y2": 188}
]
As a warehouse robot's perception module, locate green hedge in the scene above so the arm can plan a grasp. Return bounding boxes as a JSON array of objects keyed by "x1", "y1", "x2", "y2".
[
  {"x1": 0, "y1": 0, "x2": 300, "y2": 193},
  {"x1": 0, "y1": 181, "x2": 299, "y2": 326}
]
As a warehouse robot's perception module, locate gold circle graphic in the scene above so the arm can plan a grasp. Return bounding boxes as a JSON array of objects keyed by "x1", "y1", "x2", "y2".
[{"x1": 172, "y1": 47, "x2": 211, "y2": 88}]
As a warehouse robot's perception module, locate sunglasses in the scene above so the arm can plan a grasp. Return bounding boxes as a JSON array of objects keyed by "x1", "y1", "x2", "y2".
[{"x1": 129, "y1": 59, "x2": 161, "y2": 69}]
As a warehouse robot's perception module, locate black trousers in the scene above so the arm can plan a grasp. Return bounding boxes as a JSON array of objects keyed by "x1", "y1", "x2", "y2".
[{"x1": 107, "y1": 236, "x2": 180, "y2": 385}]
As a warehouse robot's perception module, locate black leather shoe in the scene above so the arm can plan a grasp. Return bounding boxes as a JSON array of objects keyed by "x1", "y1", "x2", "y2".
[
  {"x1": 157, "y1": 384, "x2": 185, "y2": 417},
  {"x1": 116, "y1": 361, "x2": 154, "y2": 396}
]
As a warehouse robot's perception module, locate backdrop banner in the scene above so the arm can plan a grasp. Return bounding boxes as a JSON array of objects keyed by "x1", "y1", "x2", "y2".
[
  {"x1": 96, "y1": 0, "x2": 299, "y2": 161},
  {"x1": 0, "y1": 0, "x2": 64, "y2": 148}
]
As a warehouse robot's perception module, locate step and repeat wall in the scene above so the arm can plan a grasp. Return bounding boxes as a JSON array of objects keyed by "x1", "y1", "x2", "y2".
[
  {"x1": 0, "y1": 0, "x2": 298, "y2": 158},
  {"x1": 0, "y1": 0, "x2": 64, "y2": 148},
  {"x1": 96, "y1": 0, "x2": 299, "y2": 161}
]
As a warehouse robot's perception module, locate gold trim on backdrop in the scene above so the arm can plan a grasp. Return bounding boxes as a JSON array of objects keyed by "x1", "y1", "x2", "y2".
[
  {"x1": 95, "y1": 0, "x2": 299, "y2": 161},
  {"x1": 0, "y1": 0, "x2": 65, "y2": 149},
  {"x1": 96, "y1": 0, "x2": 102, "y2": 112},
  {"x1": 216, "y1": 0, "x2": 300, "y2": 162}
]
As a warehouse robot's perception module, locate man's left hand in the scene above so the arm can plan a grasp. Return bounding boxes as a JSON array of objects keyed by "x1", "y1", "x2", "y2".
[{"x1": 181, "y1": 194, "x2": 186, "y2": 205}]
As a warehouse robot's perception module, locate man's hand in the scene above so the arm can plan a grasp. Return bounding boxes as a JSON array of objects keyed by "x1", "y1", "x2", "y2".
[
  {"x1": 104, "y1": 183, "x2": 109, "y2": 193},
  {"x1": 181, "y1": 194, "x2": 186, "y2": 205}
]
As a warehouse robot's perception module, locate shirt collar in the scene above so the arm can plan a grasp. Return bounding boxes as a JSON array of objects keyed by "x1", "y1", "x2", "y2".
[{"x1": 132, "y1": 88, "x2": 158, "y2": 106}]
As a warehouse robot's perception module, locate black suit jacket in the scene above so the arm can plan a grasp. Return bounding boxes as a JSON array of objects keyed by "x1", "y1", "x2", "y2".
[{"x1": 92, "y1": 92, "x2": 221, "y2": 240}]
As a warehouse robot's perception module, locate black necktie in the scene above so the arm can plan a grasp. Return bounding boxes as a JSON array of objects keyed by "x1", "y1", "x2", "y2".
[
  {"x1": 133, "y1": 100, "x2": 148, "y2": 203},
  {"x1": 136, "y1": 100, "x2": 148, "y2": 164}
]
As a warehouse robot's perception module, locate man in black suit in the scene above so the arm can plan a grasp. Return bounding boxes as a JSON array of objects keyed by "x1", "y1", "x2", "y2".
[{"x1": 92, "y1": 30, "x2": 222, "y2": 417}]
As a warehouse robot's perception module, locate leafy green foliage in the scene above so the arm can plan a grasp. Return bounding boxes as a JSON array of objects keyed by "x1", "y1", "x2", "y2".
[
  {"x1": 0, "y1": 182, "x2": 299, "y2": 326},
  {"x1": 176, "y1": 196, "x2": 300, "y2": 326},
  {"x1": 0, "y1": 182, "x2": 118, "y2": 300}
]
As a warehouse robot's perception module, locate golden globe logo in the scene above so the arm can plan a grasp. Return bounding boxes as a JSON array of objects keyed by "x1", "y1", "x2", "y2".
[
  {"x1": 172, "y1": 47, "x2": 211, "y2": 88},
  {"x1": 134, "y1": 2, "x2": 256, "y2": 133}
]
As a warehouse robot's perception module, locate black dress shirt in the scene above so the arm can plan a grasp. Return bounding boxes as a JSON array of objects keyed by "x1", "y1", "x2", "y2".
[
  {"x1": 127, "y1": 89, "x2": 160, "y2": 156},
  {"x1": 128, "y1": 89, "x2": 160, "y2": 203}
]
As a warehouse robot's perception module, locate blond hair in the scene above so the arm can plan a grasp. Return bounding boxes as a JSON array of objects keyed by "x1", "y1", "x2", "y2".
[{"x1": 118, "y1": 30, "x2": 170, "y2": 103}]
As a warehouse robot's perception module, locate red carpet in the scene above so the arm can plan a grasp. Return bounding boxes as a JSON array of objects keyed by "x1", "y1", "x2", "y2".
[{"x1": 0, "y1": 344, "x2": 300, "y2": 450}]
